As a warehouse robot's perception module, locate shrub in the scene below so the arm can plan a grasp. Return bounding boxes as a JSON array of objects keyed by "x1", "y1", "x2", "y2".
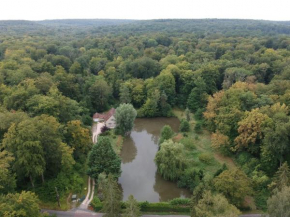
[
  {"x1": 180, "y1": 137, "x2": 196, "y2": 150},
  {"x1": 101, "y1": 125, "x2": 110, "y2": 133},
  {"x1": 169, "y1": 198, "x2": 191, "y2": 206},
  {"x1": 91, "y1": 200, "x2": 191, "y2": 213},
  {"x1": 91, "y1": 197, "x2": 102, "y2": 211},
  {"x1": 199, "y1": 153, "x2": 212, "y2": 164},
  {"x1": 179, "y1": 119, "x2": 190, "y2": 132},
  {"x1": 138, "y1": 202, "x2": 190, "y2": 212}
]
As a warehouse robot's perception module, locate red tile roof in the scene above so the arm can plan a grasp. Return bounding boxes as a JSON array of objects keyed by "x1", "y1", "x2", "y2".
[{"x1": 93, "y1": 108, "x2": 115, "y2": 121}]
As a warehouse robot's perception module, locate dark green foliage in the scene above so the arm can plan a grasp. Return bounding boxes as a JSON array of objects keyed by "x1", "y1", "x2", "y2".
[
  {"x1": 179, "y1": 119, "x2": 190, "y2": 132},
  {"x1": 214, "y1": 163, "x2": 228, "y2": 177},
  {"x1": 35, "y1": 172, "x2": 83, "y2": 202},
  {"x1": 177, "y1": 169, "x2": 204, "y2": 191},
  {"x1": 187, "y1": 77, "x2": 208, "y2": 112},
  {"x1": 91, "y1": 197, "x2": 103, "y2": 211},
  {"x1": 194, "y1": 108, "x2": 204, "y2": 120},
  {"x1": 91, "y1": 200, "x2": 190, "y2": 213},
  {"x1": 89, "y1": 78, "x2": 112, "y2": 112},
  {"x1": 194, "y1": 121, "x2": 203, "y2": 133},
  {"x1": 87, "y1": 137, "x2": 121, "y2": 179}
]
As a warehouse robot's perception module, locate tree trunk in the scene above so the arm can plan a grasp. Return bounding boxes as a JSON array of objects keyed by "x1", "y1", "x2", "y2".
[
  {"x1": 41, "y1": 173, "x2": 45, "y2": 183},
  {"x1": 30, "y1": 175, "x2": 35, "y2": 188}
]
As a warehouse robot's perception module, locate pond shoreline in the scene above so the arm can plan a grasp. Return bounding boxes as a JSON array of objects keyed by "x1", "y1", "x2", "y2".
[{"x1": 118, "y1": 117, "x2": 191, "y2": 202}]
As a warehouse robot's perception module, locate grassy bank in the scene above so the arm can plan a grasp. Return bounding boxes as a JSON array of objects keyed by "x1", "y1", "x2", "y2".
[{"x1": 172, "y1": 108, "x2": 237, "y2": 178}]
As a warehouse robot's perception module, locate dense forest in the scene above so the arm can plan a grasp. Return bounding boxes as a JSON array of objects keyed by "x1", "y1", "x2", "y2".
[{"x1": 1, "y1": 19, "x2": 290, "y2": 216}]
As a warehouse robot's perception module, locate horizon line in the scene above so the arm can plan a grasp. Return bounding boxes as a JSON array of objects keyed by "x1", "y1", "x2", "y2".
[{"x1": 1, "y1": 18, "x2": 290, "y2": 22}]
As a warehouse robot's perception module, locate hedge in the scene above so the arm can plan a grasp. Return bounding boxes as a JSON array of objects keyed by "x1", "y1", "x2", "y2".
[{"x1": 91, "y1": 197, "x2": 190, "y2": 213}]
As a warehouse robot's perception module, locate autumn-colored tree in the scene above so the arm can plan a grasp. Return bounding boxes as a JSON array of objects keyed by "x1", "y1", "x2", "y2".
[
  {"x1": 203, "y1": 90, "x2": 224, "y2": 130},
  {"x1": 211, "y1": 131, "x2": 230, "y2": 151},
  {"x1": 235, "y1": 108, "x2": 270, "y2": 152}
]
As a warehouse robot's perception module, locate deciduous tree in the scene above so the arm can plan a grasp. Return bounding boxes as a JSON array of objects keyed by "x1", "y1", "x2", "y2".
[{"x1": 115, "y1": 103, "x2": 137, "y2": 135}]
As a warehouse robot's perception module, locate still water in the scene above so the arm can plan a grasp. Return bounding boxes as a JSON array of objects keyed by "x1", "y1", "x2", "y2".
[{"x1": 118, "y1": 118, "x2": 191, "y2": 202}]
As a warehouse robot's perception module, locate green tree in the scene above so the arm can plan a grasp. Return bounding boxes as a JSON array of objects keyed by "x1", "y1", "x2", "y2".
[
  {"x1": 0, "y1": 191, "x2": 45, "y2": 217},
  {"x1": 89, "y1": 57, "x2": 107, "y2": 74},
  {"x1": 89, "y1": 78, "x2": 112, "y2": 112},
  {"x1": 193, "y1": 190, "x2": 241, "y2": 217},
  {"x1": 0, "y1": 150, "x2": 16, "y2": 194},
  {"x1": 155, "y1": 70, "x2": 176, "y2": 105},
  {"x1": 119, "y1": 85, "x2": 131, "y2": 104},
  {"x1": 185, "y1": 108, "x2": 191, "y2": 121},
  {"x1": 187, "y1": 77, "x2": 208, "y2": 112},
  {"x1": 180, "y1": 119, "x2": 190, "y2": 132},
  {"x1": 123, "y1": 195, "x2": 141, "y2": 217},
  {"x1": 115, "y1": 104, "x2": 137, "y2": 136},
  {"x1": 270, "y1": 162, "x2": 290, "y2": 191},
  {"x1": 213, "y1": 169, "x2": 253, "y2": 206},
  {"x1": 3, "y1": 121, "x2": 45, "y2": 188},
  {"x1": 155, "y1": 140, "x2": 186, "y2": 181},
  {"x1": 263, "y1": 112, "x2": 290, "y2": 165},
  {"x1": 87, "y1": 137, "x2": 121, "y2": 179},
  {"x1": 65, "y1": 120, "x2": 93, "y2": 162},
  {"x1": 102, "y1": 174, "x2": 122, "y2": 217},
  {"x1": 159, "y1": 125, "x2": 174, "y2": 144},
  {"x1": 69, "y1": 61, "x2": 83, "y2": 74},
  {"x1": 267, "y1": 186, "x2": 290, "y2": 217}
]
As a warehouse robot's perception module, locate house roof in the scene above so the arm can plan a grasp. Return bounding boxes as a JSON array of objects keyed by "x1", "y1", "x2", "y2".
[{"x1": 93, "y1": 108, "x2": 115, "y2": 121}]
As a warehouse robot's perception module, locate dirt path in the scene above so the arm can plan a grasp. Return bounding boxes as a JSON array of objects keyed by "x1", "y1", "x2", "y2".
[
  {"x1": 80, "y1": 122, "x2": 105, "y2": 209},
  {"x1": 214, "y1": 152, "x2": 236, "y2": 169}
]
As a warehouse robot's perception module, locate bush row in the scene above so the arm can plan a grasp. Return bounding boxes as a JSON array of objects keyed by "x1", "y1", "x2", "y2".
[{"x1": 91, "y1": 197, "x2": 191, "y2": 213}]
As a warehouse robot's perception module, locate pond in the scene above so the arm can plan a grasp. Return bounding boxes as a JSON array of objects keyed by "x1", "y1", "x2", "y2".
[{"x1": 118, "y1": 118, "x2": 191, "y2": 202}]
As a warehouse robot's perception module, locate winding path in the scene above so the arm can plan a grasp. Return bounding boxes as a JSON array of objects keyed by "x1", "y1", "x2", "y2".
[{"x1": 80, "y1": 122, "x2": 105, "y2": 209}]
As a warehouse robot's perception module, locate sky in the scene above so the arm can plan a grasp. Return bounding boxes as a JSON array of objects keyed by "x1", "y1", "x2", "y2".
[{"x1": 1, "y1": 0, "x2": 290, "y2": 21}]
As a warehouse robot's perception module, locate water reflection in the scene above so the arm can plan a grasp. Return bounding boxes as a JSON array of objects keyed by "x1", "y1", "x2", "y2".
[
  {"x1": 118, "y1": 118, "x2": 191, "y2": 202},
  {"x1": 121, "y1": 137, "x2": 137, "y2": 164}
]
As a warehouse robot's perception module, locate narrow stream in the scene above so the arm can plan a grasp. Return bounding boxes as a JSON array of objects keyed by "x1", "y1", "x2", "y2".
[{"x1": 118, "y1": 118, "x2": 191, "y2": 202}]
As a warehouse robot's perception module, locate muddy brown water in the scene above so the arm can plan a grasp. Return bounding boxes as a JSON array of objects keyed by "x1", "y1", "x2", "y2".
[{"x1": 118, "y1": 118, "x2": 191, "y2": 202}]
